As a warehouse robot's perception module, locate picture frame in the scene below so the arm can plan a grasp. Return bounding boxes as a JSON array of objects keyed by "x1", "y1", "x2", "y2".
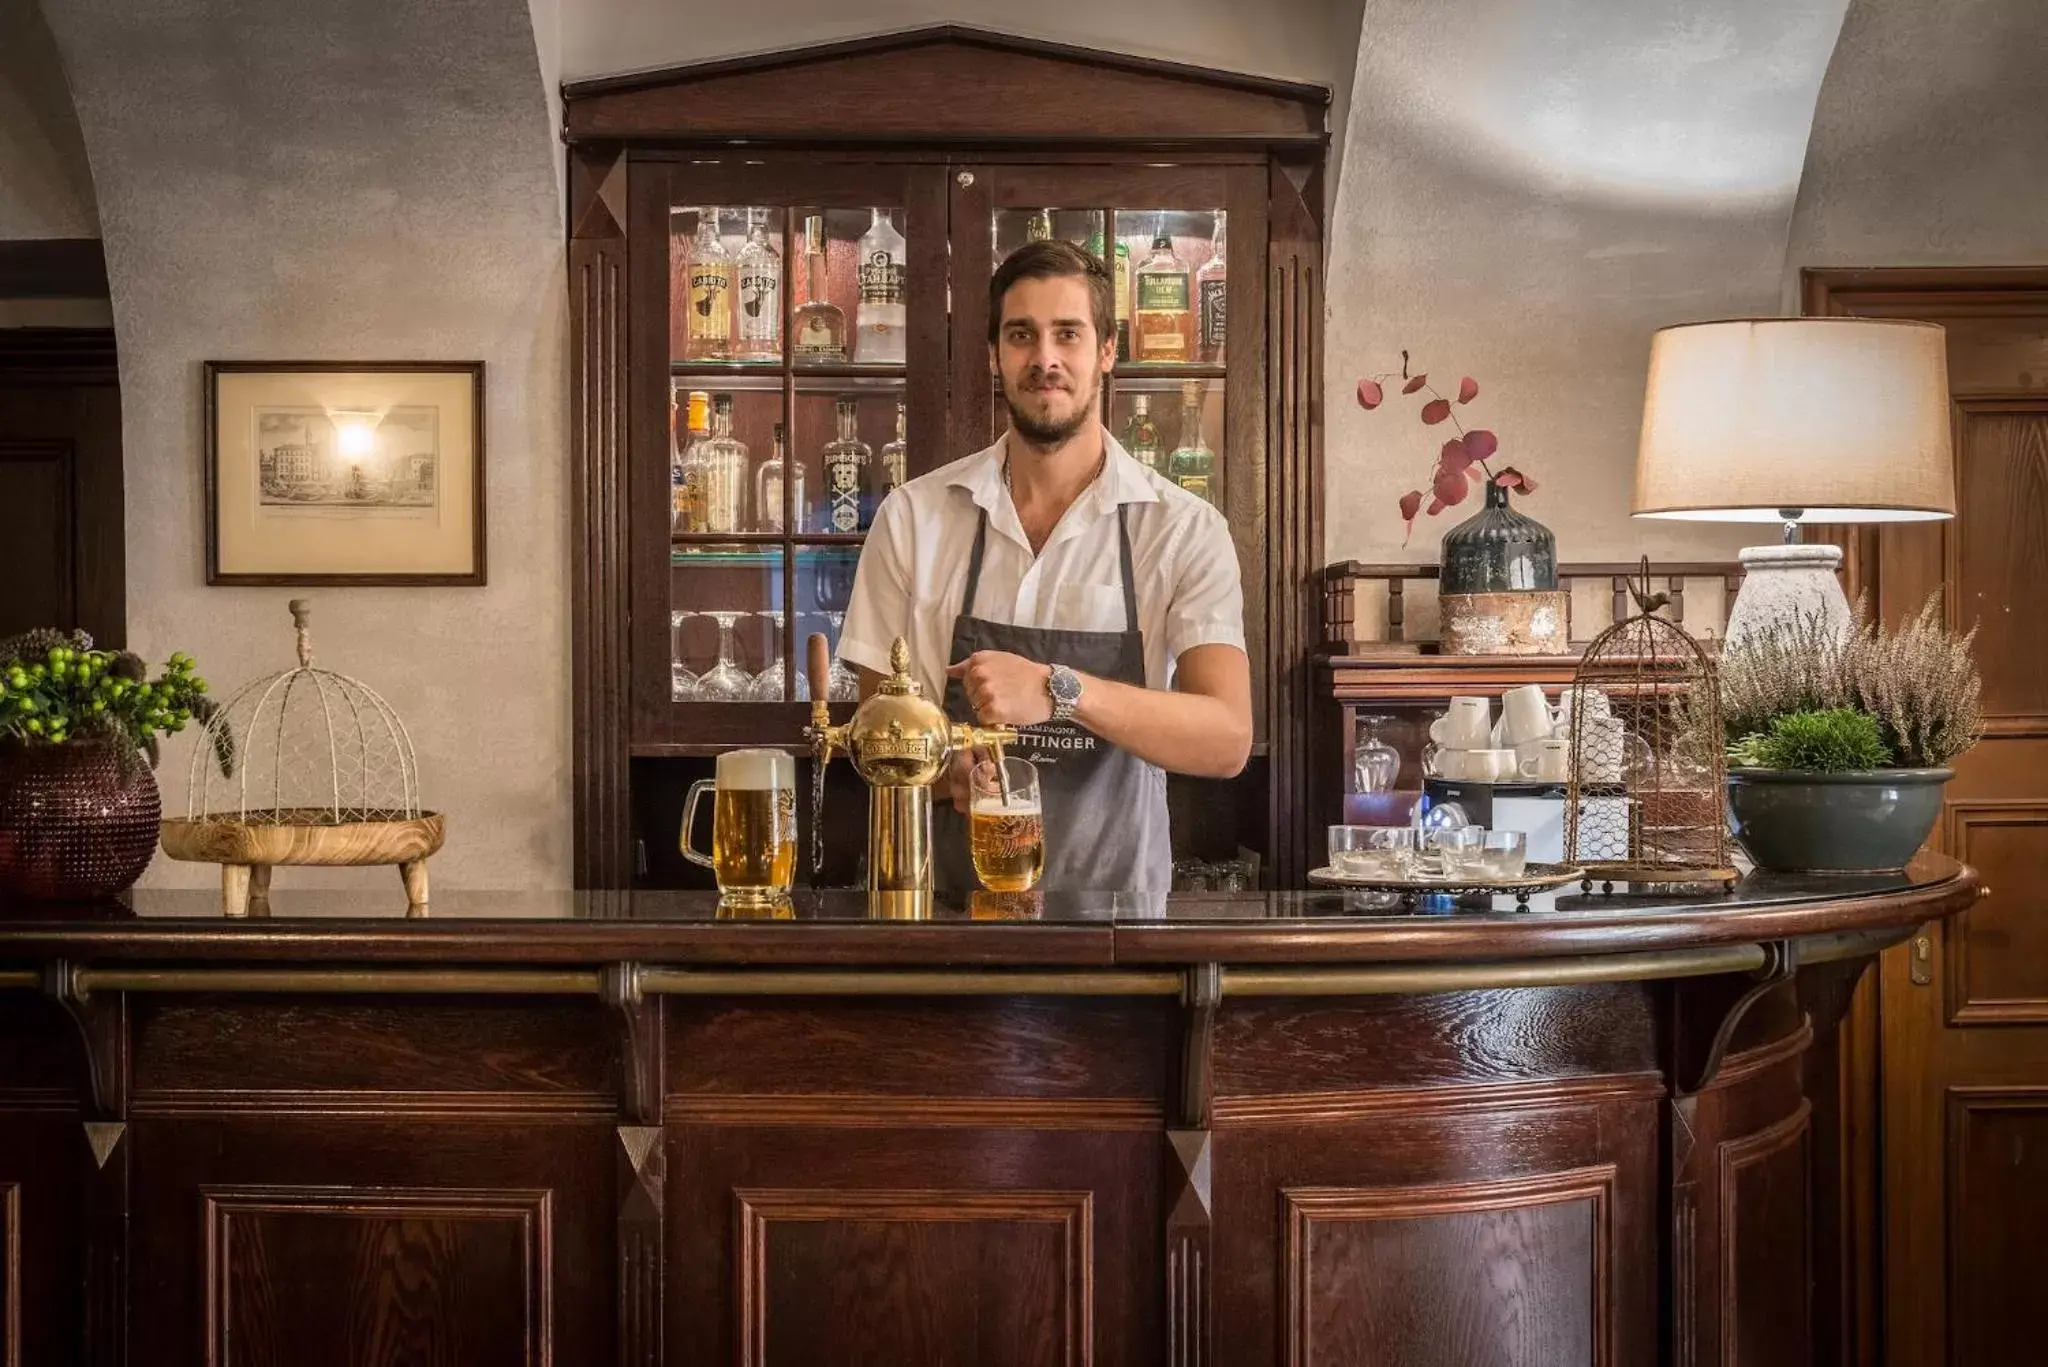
[{"x1": 204, "y1": 360, "x2": 486, "y2": 586}]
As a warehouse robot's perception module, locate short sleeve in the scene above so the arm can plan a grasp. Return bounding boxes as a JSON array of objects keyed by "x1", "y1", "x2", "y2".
[
  {"x1": 837, "y1": 490, "x2": 913, "y2": 677},
  {"x1": 1162, "y1": 503, "x2": 1247, "y2": 668}
]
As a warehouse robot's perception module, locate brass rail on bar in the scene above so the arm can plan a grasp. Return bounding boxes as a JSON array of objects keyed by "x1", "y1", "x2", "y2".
[
  {"x1": 1219, "y1": 945, "x2": 1769, "y2": 997},
  {"x1": 634, "y1": 967, "x2": 1182, "y2": 996}
]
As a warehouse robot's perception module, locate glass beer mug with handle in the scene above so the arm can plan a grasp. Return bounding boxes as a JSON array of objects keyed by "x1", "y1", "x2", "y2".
[
  {"x1": 968, "y1": 755, "x2": 1045, "y2": 892},
  {"x1": 681, "y1": 748, "x2": 797, "y2": 907}
]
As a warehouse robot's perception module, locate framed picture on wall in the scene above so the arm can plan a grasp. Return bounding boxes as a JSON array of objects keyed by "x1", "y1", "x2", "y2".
[{"x1": 204, "y1": 361, "x2": 486, "y2": 585}]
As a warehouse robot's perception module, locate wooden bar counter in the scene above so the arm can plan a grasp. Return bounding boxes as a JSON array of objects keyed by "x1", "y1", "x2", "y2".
[{"x1": 0, "y1": 858, "x2": 1977, "y2": 1366}]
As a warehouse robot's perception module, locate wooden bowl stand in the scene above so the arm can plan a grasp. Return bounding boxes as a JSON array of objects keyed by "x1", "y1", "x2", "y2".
[{"x1": 159, "y1": 811, "x2": 446, "y2": 916}]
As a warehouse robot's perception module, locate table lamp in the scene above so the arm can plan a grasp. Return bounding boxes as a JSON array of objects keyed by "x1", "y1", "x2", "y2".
[{"x1": 1631, "y1": 318, "x2": 1954, "y2": 644}]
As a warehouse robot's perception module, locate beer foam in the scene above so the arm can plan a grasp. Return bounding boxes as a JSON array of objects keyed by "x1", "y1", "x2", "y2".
[
  {"x1": 718, "y1": 749, "x2": 791, "y2": 790},
  {"x1": 971, "y1": 797, "x2": 1041, "y2": 818}
]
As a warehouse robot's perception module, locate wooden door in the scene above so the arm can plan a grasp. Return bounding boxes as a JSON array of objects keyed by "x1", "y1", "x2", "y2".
[
  {"x1": 0, "y1": 329, "x2": 124, "y2": 646},
  {"x1": 1806, "y1": 269, "x2": 2048, "y2": 1367}
]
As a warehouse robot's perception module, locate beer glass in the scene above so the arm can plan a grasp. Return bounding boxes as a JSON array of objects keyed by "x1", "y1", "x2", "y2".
[
  {"x1": 681, "y1": 748, "x2": 797, "y2": 907},
  {"x1": 968, "y1": 755, "x2": 1044, "y2": 892}
]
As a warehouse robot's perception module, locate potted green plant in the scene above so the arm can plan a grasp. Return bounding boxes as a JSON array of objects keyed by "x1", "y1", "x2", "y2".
[
  {"x1": 0, "y1": 629, "x2": 225, "y2": 902},
  {"x1": 1713, "y1": 596, "x2": 1980, "y2": 873}
]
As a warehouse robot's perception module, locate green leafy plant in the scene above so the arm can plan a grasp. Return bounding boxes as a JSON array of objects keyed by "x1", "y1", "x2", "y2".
[
  {"x1": 1729, "y1": 708, "x2": 1891, "y2": 773},
  {"x1": 0, "y1": 629, "x2": 231, "y2": 779}
]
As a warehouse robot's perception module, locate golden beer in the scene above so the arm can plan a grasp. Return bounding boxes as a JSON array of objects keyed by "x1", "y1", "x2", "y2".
[
  {"x1": 969, "y1": 797, "x2": 1044, "y2": 892},
  {"x1": 681, "y1": 749, "x2": 797, "y2": 906}
]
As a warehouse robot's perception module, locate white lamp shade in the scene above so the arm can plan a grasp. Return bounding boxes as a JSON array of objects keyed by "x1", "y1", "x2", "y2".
[{"x1": 1632, "y1": 318, "x2": 1955, "y2": 523}]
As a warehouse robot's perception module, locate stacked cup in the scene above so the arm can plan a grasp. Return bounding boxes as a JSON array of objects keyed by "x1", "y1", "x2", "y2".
[
  {"x1": 1499, "y1": 684, "x2": 1570, "y2": 782},
  {"x1": 1425, "y1": 697, "x2": 1519, "y2": 782}
]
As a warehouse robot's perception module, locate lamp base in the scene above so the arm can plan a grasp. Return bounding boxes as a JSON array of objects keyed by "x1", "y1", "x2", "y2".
[{"x1": 1724, "y1": 543, "x2": 1852, "y2": 647}]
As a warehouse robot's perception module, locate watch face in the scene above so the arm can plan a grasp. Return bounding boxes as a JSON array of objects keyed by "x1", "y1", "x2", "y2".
[{"x1": 1051, "y1": 667, "x2": 1081, "y2": 703}]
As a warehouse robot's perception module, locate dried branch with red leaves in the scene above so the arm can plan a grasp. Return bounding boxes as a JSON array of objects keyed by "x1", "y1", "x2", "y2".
[{"x1": 1358, "y1": 351, "x2": 1537, "y2": 543}]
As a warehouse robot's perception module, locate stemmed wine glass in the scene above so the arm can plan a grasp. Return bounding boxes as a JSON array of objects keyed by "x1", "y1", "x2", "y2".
[
  {"x1": 747, "y1": 611, "x2": 788, "y2": 702},
  {"x1": 696, "y1": 611, "x2": 752, "y2": 702},
  {"x1": 823, "y1": 610, "x2": 859, "y2": 702},
  {"x1": 1353, "y1": 714, "x2": 1400, "y2": 793},
  {"x1": 670, "y1": 610, "x2": 699, "y2": 701}
]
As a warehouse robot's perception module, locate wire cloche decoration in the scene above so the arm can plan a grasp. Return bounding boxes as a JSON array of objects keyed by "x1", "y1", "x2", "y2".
[
  {"x1": 158, "y1": 599, "x2": 444, "y2": 915},
  {"x1": 1563, "y1": 560, "x2": 1738, "y2": 894}
]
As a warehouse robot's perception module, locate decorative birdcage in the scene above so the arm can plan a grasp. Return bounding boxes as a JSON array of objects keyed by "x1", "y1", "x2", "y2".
[
  {"x1": 158, "y1": 600, "x2": 444, "y2": 915},
  {"x1": 1563, "y1": 560, "x2": 1737, "y2": 893}
]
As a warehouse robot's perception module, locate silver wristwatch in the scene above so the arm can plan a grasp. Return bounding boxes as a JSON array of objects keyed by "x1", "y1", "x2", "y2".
[{"x1": 1046, "y1": 664, "x2": 1082, "y2": 724}]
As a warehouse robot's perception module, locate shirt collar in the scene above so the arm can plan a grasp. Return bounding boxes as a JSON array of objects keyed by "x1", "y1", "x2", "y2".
[{"x1": 946, "y1": 426, "x2": 1162, "y2": 516}]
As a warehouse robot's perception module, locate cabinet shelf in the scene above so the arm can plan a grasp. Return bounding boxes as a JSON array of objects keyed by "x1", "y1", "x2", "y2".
[
  {"x1": 1112, "y1": 363, "x2": 1228, "y2": 382},
  {"x1": 669, "y1": 361, "x2": 908, "y2": 382}
]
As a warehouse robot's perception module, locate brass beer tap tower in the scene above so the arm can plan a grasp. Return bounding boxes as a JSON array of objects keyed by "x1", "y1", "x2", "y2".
[{"x1": 806, "y1": 634, "x2": 1015, "y2": 915}]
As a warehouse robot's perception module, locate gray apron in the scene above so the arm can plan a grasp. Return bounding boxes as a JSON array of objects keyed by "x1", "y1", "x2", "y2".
[{"x1": 934, "y1": 503, "x2": 1173, "y2": 893}]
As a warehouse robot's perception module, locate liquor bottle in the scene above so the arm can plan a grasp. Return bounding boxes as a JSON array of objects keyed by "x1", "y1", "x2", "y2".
[
  {"x1": 668, "y1": 382, "x2": 685, "y2": 532},
  {"x1": 734, "y1": 207, "x2": 781, "y2": 362},
  {"x1": 685, "y1": 208, "x2": 734, "y2": 361},
  {"x1": 1165, "y1": 381, "x2": 1215, "y2": 504},
  {"x1": 699, "y1": 393, "x2": 749, "y2": 534},
  {"x1": 1026, "y1": 208, "x2": 1055, "y2": 243},
  {"x1": 822, "y1": 397, "x2": 871, "y2": 533},
  {"x1": 791, "y1": 215, "x2": 847, "y2": 364},
  {"x1": 854, "y1": 208, "x2": 907, "y2": 364},
  {"x1": 1133, "y1": 218, "x2": 1193, "y2": 363},
  {"x1": 878, "y1": 401, "x2": 908, "y2": 510},
  {"x1": 754, "y1": 421, "x2": 805, "y2": 533},
  {"x1": 1122, "y1": 393, "x2": 1163, "y2": 474},
  {"x1": 1085, "y1": 222, "x2": 1133, "y2": 359},
  {"x1": 678, "y1": 390, "x2": 713, "y2": 533},
  {"x1": 1196, "y1": 212, "x2": 1227, "y2": 364}
]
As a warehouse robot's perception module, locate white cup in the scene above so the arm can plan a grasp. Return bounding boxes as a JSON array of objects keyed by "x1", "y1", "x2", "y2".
[
  {"x1": 1451, "y1": 748, "x2": 1519, "y2": 783},
  {"x1": 1429, "y1": 697, "x2": 1493, "y2": 750},
  {"x1": 1516, "y1": 736, "x2": 1571, "y2": 782},
  {"x1": 1501, "y1": 685, "x2": 1558, "y2": 747}
]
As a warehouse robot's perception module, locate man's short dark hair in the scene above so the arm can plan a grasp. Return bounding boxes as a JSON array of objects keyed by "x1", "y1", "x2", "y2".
[{"x1": 987, "y1": 239, "x2": 1116, "y2": 348}]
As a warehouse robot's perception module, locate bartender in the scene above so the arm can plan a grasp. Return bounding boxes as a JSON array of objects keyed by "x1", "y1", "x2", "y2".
[{"x1": 837, "y1": 239, "x2": 1252, "y2": 892}]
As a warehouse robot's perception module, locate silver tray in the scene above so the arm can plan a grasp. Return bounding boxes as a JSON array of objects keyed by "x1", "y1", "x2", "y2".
[{"x1": 1306, "y1": 862, "x2": 1586, "y2": 908}]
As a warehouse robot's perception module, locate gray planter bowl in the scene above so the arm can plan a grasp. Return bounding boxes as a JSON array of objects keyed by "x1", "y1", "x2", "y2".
[{"x1": 1724, "y1": 768, "x2": 1953, "y2": 874}]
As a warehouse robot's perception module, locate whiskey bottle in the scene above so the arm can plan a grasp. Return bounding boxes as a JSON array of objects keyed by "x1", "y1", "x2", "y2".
[
  {"x1": 1195, "y1": 212, "x2": 1227, "y2": 364},
  {"x1": 878, "y1": 401, "x2": 908, "y2": 508},
  {"x1": 822, "y1": 397, "x2": 871, "y2": 533},
  {"x1": 1165, "y1": 380, "x2": 1215, "y2": 504},
  {"x1": 699, "y1": 393, "x2": 749, "y2": 535},
  {"x1": 854, "y1": 208, "x2": 907, "y2": 365},
  {"x1": 754, "y1": 421, "x2": 805, "y2": 533},
  {"x1": 734, "y1": 207, "x2": 782, "y2": 362},
  {"x1": 1085, "y1": 221, "x2": 1133, "y2": 359},
  {"x1": 685, "y1": 208, "x2": 734, "y2": 361},
  {"x1": 677, "y1": 390, "x2": 712, "y2": 534},
  {"x1": 1026, "y1": 208, "x2": 1055, "y2": 243},
  {"x1": 1122, "y1": 393, "x2": 1163, "y2": 474},
  {"x1": 1133, "y1": 218, "x2": 1193, "y2": 363},
  {"x1": 791, "y1": 216, "x2": 847, "y2": 364}
]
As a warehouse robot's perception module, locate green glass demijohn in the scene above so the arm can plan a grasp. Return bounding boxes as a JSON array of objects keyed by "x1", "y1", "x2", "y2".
[{"x1": 1439, "y1": 481, "x2": 1557, "y2": 594}]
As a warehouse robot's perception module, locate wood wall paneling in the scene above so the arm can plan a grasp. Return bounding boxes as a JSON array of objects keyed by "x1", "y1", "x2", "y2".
[
  {"x1": 2, "y1": 1181, "x2": 15, "y2": 1367},
  {"x1": 1951, "y1": 401, "x2": 2048, "y2": 736},
  {"x1": 1944, "y1": 804, "x2": 2048, "y2": 1025},
  {"x1": 1718, "y1": 1101, "x2": 1812, "y2": 1367},
  {"x1": 203, "y1": 1186, "x2": 552, "y2": 1367},
  {"x1": 1944, "y1": 1089, "x2": 2048, "y2": 1367}
]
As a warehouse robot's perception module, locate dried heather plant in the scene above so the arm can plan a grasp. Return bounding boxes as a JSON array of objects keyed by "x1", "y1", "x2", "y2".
[
  {"x1": 1715, "y1": 604, "x2": 1857, "y2": 740},
  {"x1": 1844, "y1": 592, "x2": 1981, "y2": 768}
]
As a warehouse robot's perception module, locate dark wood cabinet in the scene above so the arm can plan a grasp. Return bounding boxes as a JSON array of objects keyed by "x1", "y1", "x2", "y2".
[{"x1": 564, "y1": 27, "x2": 1330, "y2": 890}]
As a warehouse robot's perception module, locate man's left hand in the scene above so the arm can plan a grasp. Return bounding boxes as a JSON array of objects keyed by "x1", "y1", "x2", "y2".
[{"x1": 945, "y1": 651, "x2": 1055, "y2": 727}]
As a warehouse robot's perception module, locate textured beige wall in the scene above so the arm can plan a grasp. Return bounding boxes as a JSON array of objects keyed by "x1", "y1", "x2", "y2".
[
  {"x1": 0, "y1": 0, "x2": 96, "y2": 240},
  {"x1": 38, "y1": 0, "x2": 572, "y2": 890}
]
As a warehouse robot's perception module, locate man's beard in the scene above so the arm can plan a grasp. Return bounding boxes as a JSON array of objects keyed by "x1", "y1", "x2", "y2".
[{"x1": 1004, "y1": 371, "x2": 1099, "y2": 449}]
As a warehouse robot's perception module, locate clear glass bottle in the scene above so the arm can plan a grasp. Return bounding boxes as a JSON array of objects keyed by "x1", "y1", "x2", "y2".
[
  {"x1": 1122, "y1": 393, "x2": 1163, "y2": 473},
  {"x1": 734, "y1": 207, "x2": 781, "y2": 361},
  {"x1": 822, "y1": 397, "x2": 871, "y2": 533},
  {"x1": 1133, "y1": 216, "x2": 1193, "y2": 363},
  {"x1": 667, "y1": 382, "x2": 685, "y2": 532},
  {"x1": 853, "y1": 207, "x2": 907, "y2": 365},
  {"x1": 685, "y1": 207, "x2": 734, "y2": 361},
  {"x1": 753, "y1": 421, "x2": 805, "y2": 533},
  {"x1": 878, "y1": 401, "x2": 907, "y2": 507},
  {"x1": 1165, "y1": 380, "x2": 1215, "y2": 504},
  {"x1": 699, "y1": 393, "x2": 749, "y2": 534},
  {"x1": 677, "y1": 390, "x2": 712, "y2": 534},
  {"x1": 1195, "y1": 211, "x2": 1227, "y2": 364},
  {"x1": 791, "y1": 215, "x2": 847, "y2": 364}
]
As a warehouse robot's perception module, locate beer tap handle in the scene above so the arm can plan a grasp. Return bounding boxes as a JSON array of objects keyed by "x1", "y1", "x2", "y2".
[{"x1": 806, "y1": 632, "x2": 833, "y2": 722}]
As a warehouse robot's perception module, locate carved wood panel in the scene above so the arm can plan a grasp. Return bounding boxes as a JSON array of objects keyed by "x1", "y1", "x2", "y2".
[
  {"x1": 1718, "y1": 1100, "x2": 1811, "y2": 1367},
  {"x1": 202, "y1": 1186, "x2": 552, "y2": 1367},
  {"x1": 1944, "y1": 804, "x2": 2048, "y2": 1024},
  {"x1": 1952, "y1": 402, "x2": 2048, "y2": 735},
  {"x1": 1281, "y1": 1167, "x2": 1615, "y2": 1367},
  {"x1": 736, "y1": 1188, "x2": 1090, "y2": 1367},
  {"x1": 2, "y1": 1181, "x2": 15, "y2": 1367},
  {"x1": 1945, "y1": 1089, "x2": 2048, "y2": 1367}
]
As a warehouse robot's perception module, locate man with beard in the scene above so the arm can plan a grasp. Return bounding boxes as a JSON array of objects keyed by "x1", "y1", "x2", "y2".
[{"x1": 837, "y1": 240, "x2": 1251, "y2": 893}]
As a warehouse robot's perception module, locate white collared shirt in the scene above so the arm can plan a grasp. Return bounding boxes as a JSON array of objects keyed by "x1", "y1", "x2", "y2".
[{"x1": 838, "y1": 428, "x2": 1247, "y2": 699}]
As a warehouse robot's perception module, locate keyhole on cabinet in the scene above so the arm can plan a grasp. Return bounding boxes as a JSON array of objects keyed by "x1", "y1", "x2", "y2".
[{"x1": 956, "y1": 171, "x2": 975, "y2": 188}]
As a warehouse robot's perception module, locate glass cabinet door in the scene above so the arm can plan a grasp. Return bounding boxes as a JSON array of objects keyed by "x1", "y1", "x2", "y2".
[{"x1": 640, "y1": 162, "x2": 943, "y2": 743}]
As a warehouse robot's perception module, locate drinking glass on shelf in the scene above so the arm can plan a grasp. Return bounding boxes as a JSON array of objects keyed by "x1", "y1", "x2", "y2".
[
  {"x1": 822, "y1": 610, "x2": 860, "y2": 702},
  {"x1": 696, "y1": 611, "x2": 752, "y2": 702},
  {"x1": 1432, "y1": 827, "x2": 1489, "y2": 879},
  {"x1": 1476, "y1": 831, "x2": 1528, "y2": 879},
  {"x1": 1353, "y1": 714, "x2": 1400, "y2": 794},
  {"x1": 747, "y1": 612, "x2": 788, "y2": 702},
  {"x1": 670, "y1": 610, "x2": 699, "y2": 701},
  {"x1": 1327, "y1": 825, "x2": 1419, "y2": 880}
]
